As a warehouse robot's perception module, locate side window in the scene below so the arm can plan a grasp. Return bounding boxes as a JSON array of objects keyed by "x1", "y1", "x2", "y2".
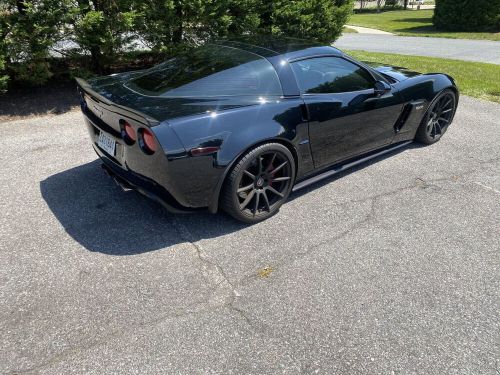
[{"x1": 290, "y1": 57, "x2": 375, "y2": 94}]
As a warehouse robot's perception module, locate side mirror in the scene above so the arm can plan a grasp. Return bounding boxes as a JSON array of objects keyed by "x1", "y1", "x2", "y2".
[{"x1": 374, "y1": 81, "x2": 391, "y2": 97}]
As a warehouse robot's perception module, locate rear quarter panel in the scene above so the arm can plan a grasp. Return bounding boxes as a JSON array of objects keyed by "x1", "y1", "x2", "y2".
[{"x1": 156, "y1": 98, "x2": 313, "y2": 209}]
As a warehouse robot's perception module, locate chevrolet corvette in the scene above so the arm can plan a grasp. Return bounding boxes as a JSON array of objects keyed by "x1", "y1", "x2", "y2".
[{"x1": 77, "y1": 37, "x2": 458, "y2": 223}]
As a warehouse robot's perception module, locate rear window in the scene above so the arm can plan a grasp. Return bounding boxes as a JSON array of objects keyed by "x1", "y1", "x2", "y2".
[{"x1": 125, "y1": 45, "x2": 282, "y2": 98}]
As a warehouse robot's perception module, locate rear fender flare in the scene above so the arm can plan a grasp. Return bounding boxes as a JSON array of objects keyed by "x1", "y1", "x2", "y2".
[{"x1": 208, "y1": 137, "x2": 299, "y2": 213}]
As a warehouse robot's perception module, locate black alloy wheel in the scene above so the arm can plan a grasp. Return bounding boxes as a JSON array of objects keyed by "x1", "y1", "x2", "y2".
[
  {"x1": 416, "y1": 89, "x2": 457, "y2": 145},
  {"x1": 221, "y1": 143, "x2": 295, "y2": 223}
]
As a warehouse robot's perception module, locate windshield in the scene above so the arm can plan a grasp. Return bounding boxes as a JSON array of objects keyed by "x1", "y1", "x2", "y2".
[{"x1": 125, "y1": 45, "x2": 282, "y2": 98}]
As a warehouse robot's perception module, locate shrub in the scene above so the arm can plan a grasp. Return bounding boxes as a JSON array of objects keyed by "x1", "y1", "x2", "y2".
[
  {"x1": 272, "y1": 0, "x2": 354, "y2": 43},
  {"x1": 385, "y1": 0, "x2": 399, "y2": 7},
  {"x1": 72, "y1": 6, "x2": 140, "y2": 73},
  {"x1": 0, "y1": 0, "x2": 354, "y2": 92},
  {"x1": 0, "y1": 24, "x2": 8, "y2": 92},
  {"x1": 1, "y1": 0, "x2": 71, "y2": 86},
  {"x1": 0, "y1": 54, "x2": 8, "y2": 93},
  {"x1": 434, "y1": 0, "x2": 500, "y2": 32}
]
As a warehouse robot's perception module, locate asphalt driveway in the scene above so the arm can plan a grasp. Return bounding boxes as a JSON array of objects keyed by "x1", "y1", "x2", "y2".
[
  {"x1": 335, "y1": 34, "x2": 500, "y2": 64},
  {"x1": 0, "y1": 96, "x2": 499, "y2": 374}
]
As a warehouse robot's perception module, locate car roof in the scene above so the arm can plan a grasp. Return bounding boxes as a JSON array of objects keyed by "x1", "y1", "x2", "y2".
[{"x1": 216, "y1": 35, "x2": 343, "y2": 61}]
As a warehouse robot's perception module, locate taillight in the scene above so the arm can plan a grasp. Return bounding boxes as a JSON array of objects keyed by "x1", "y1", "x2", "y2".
[
  {"x1": 139, "y1": 128, "x2": 157, "y2": 154},
  {"x1": 120, "y1": 120, "x2": 136, "y2": 145},
  {"x1": 124, "y1": 122, "x2": 136, "y2": 141}
]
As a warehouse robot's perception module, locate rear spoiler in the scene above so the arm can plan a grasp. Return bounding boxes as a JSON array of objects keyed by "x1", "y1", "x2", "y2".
[{"x1": 75, "y1": 77, "x2": 160, "y2": 127}]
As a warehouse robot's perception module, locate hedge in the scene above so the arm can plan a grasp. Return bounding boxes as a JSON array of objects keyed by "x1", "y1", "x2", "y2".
[
  {"x1": 434, "y1": 0, "x2": 500, "y2": 32},
  {"x1": 0, "y1": 0, "x2": 354, "y2": 91}
]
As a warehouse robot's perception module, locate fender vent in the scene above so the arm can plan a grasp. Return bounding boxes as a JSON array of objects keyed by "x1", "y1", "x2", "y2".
[
  {"x1": 300, "y1": 103, "x2": 310, "y2": 121},
  {"x1": 394, "y1": 104, "x2": 413, "y2": 133}
]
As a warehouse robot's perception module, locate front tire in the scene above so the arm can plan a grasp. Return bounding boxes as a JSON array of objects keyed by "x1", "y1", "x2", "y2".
[
  {"x1": 415, "y1": 89, "x2": 457, "y2": 145},
  {"x1": 221, "y1": 143, "x2": 296, "y2": 224}
]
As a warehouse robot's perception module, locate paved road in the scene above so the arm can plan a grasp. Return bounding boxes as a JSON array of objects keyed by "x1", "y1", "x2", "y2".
[
  {"x1": 1, "y1": 97, "x2": 499, "y2": 374},
  {"x1": 335, "y1": 34, "x2": 500, "y2": 64}
]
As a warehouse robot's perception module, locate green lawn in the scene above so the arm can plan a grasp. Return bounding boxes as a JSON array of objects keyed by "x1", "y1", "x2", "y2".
[
  {"x1": 343, "y1": 26, "x2": 358, "y2": 33},
  {"x1": 345, "y1": 50, "x2": 500, "y2": 103},
  {"x1": 349, "y1": 10, "x2": 500, "y2": 41}
]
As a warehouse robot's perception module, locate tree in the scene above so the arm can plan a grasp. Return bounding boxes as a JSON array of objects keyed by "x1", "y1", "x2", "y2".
[
  {"x1": 0, "y1": 0, "x2": 354, "y2": 91},
  {"x1": 271, "y1": 0, "x2": 354, "y2": 43},
  {"x1": 434, "y1": 0, "x2": 500, "y2": 31},
  {"x1": 135, "y1": 0, "x2": 266, "y2": 53},
  {"x1": 70, "y1": 0, "x2": 141, "y2": 73},
  {"x1": 0, "y1": 45, "x2": 8, "y2": 93},
  {"x1": 0, "y1": 16, "x2": 8, "y2": 92},
  {"x1": 1, "y1": 0, "x2": 71, "y2": 85},
  {"x1": 136, "y1": 0, "x2": 353, "y2": 52}
]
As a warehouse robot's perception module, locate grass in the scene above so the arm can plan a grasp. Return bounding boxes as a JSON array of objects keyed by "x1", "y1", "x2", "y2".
[
  {"x1": 349, "y1": 9, "x2": 500, "y2": 41},
  {"x1": 343, "y1": 26, "x2": 358, "y2": 33},
  {"x1": 345, "y1": 50, "x2": 500, "y2": 103}
]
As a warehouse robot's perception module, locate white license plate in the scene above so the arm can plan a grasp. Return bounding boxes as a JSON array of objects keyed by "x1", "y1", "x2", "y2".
[{"x1": 97, "y1": 131, "x2": 116, "y2": 156}]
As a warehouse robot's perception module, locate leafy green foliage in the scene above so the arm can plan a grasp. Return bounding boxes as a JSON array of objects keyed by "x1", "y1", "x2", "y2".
[
  {"x1": 0, "y1": 23, "x2": 8, "y2": 92},
  {"x1": 134, "y1": 0, "x2": 237, "y2": 52},
  {"x1": 0, "y1": 0, "x2": 354, "y2": 91},
  {"x1": 272, "y1": 0, "x2": 353, "y2": 42},
  {"x1": 434, "y1": 0, "x2": 500, "y2": 32},
  {"x1": 0, "y1": 56, "x2": 8, "y2": 93},
  {"x1": 1, "y1": 0, "x2": 72, "y2": 86},
  {"x1": 71, "y1": 0, "x2": 141, "y2": 72}
]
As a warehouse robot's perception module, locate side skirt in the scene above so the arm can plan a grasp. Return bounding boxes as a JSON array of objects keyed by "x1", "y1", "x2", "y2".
[{"x1": 292, "y1": 141, "x2": 413, "y2": 192}]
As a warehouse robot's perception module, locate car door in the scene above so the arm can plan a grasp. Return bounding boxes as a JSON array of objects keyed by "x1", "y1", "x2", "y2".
[{"x1": 290, "y1": 56, "x2": 404, "y2": 169}]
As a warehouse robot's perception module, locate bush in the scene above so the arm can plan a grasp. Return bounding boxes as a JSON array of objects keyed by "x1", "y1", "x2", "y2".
[
  {"x1": 72, "y1": 4, "x2": 141, "y2": 73},
  {"x1": 0, "y1": 0, "x2": 354, "y2": 92},
  {"x1": 1, "y1": 0, "x2": 72, "y2": 87},
  {"x1": 0, "y1": 24, "x2": 8, "y2": 92},
  {"x1": 434, "y1": 0, "x2": 500, "y2": 32},
  {"x1": 0, "y1": 54, "x2": 8, "y2": 93},
  {"x1": 272, "y1": 0, "x2": 354, "y2": 43}
]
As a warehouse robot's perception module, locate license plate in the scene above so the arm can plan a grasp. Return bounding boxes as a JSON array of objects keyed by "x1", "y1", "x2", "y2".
[{"x1": 97, "y1": 131, "x2": 116, "y2": 156}]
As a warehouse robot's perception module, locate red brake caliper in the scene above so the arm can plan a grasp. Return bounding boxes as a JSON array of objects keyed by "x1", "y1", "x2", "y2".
[{"x1": 267, "y1": 163, "x2": 274, "y2": 187}]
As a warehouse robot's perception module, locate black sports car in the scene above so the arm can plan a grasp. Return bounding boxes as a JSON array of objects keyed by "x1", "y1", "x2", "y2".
[{"x1": 77, "y1": 37, "x2": 458, "y2": 223}]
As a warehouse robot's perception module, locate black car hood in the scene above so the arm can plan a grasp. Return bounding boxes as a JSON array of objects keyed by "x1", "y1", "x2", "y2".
[
  {"x1": 85, "y1": 72, "x2": 270, "y2": 123},
  {"x1": 371, "y1": 65, "x2": 422, "y2": 82}
]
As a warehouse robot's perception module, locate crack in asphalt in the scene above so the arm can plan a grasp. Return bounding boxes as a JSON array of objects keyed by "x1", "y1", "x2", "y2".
[
  {"x1": 170, "y1": 216, "x2": 304, "y2": 370},
  {"x1": 15, "y1": 306, "x2": 220, "y2": 375},
  {"x1": 14, "y1": 156, "x2": 500, "y2": 374},
  {"x1": 231, "y1": 174, "x2": 454, "y2": 285},
  {"x1": 170, "y1": 216, "x2": 256, "y2": 327},
  {"x1": 170, "y1": 163, "x2": 499, "y2": 322},
  {"x1": 473, "y1": 181, "x2": 500, "y2": 195}
]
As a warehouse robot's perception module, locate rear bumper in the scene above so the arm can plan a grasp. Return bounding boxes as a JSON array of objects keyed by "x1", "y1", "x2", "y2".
[
  {"x1": 79, "y1": 89, "x2": 227, "y2": 212},
  {"x1": 99, "y1": 156, "x2": 200, "y2": 214},
  {"x1": 81, "y1": 106, "x2": 203, "y2": 213}
]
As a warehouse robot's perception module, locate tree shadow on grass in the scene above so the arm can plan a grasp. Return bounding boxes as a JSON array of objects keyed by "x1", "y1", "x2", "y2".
[
  {"x1": 393, "y1": 26, "x2": 442, "y2": 34},
  {"x1": 392, "y1": 17, "x2": 434, "y2": 24},
  {"x1": 390, "y1": 17, "x2": 462, "y2": 35}
]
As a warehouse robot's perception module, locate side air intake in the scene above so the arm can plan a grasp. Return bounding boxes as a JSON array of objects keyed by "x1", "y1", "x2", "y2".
[{"x1": 394, "y1": 104, "x2": 413, "y2": 133}]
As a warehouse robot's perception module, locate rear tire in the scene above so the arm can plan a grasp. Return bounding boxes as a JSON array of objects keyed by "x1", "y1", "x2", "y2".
[
  {"x1": 415, "y1": 89, "x2": 457, "y2": 145},
  {"x1": 221, "y1": 143, "x2": 295, "y2": 224}
]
